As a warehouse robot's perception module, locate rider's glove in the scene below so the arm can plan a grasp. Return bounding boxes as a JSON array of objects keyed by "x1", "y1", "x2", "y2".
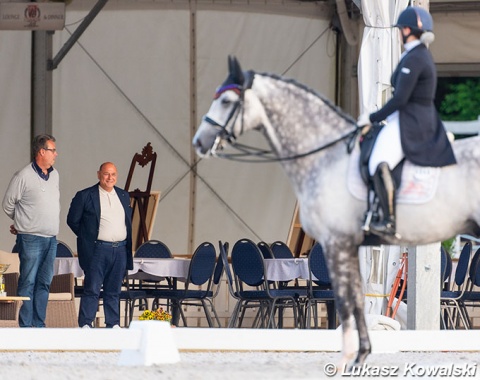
[{"x1": 357, "y1": 113, "x2": 371, "y2": 128}]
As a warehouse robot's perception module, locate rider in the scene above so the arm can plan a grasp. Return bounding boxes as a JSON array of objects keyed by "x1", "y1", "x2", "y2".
[{"x1": 357, "y1": 6, "x2": 456, "y2": 236}]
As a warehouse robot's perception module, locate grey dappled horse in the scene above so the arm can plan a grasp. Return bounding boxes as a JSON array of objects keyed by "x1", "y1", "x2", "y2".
[{"x1": 192, "y1": 56, "x2": 480, "y2": 366}]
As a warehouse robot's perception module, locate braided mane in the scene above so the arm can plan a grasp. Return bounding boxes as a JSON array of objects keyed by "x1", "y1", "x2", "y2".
[{"x1": 257, "y1": 71, "x2": 356, "y2": 124}]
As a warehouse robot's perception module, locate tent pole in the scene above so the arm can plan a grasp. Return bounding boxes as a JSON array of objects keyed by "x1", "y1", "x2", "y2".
[
  {"x1": 48, "y1": 0, "x2": 109, "y2": 71},
  {"x1": 31, "y1": 0, "x2": 109, "y2": 148},
  {"x1": 31, "y1": 30, "x2": 53, "y2": 144}
]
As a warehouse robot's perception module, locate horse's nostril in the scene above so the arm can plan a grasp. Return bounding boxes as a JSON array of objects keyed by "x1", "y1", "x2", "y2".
[{"x1": 193, "y1": 139, "x2": 209, "y2": 156}]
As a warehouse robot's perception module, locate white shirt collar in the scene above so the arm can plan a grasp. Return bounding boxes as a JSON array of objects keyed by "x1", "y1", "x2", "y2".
[
  {"x1": 400, "y1": 40, "x2": 422, "y2": 60},
  {"x1": 404, "y1": 39, "x2": 422, "y2": 53},
  {"x1": 98, "y1": 185, "x2": 116, "y2": 196}
]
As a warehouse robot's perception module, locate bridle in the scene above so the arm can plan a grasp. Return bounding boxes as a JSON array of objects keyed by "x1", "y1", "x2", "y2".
[
  {"x1": 201, "y1": 83, "x2": 245, "y2": 150},
  {"x1": 201, "y1": 73, "x2": 361, "y2": 163}
]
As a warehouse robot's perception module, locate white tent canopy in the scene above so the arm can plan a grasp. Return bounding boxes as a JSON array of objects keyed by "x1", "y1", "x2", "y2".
[
  {"x1": 357, "y1": 0, "x2": 408, "y2": 317},
  {"x1": 0, "y1": 0, "x2": 336, "y2": 254},
  {"x1": 357, "y1": 0, "x2": 408, "y2": 115}
]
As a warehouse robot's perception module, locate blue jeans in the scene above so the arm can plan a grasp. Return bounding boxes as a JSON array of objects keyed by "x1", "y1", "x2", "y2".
[
  {"x1": 78, "y1": 243, "x2": 127, "y2": 328},
  {"x1": 16, "y1": 234, "x2": 57, "y2": 327}
]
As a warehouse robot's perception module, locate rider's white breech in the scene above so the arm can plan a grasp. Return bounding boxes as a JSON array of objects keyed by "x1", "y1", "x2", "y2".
[{"x1": 368, "y1": 111, "x2": 404, "y2": 176}]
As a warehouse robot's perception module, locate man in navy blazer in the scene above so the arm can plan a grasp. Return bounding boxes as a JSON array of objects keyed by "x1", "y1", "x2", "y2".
[{"x1": 67, "y1": 162, "x2": 133, "y2": 328}]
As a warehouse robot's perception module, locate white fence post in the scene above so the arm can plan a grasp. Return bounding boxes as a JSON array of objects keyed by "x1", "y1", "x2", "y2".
[
  {"x1": 118, "y1": 321, "x2": 180, "y2": 366},
  {"x1": 407, "y1": 243, "x2": 441, "y2": 330}
]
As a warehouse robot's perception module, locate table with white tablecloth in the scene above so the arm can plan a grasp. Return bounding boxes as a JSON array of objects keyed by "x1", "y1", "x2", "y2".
[
  {"x1": 264, "y1": 258, "x2": 309, "y2": 282},
  {"x1": 129, "y1": 258, "x2": 190, "y2": 281},
  {"x1": 264, "y1": 257, "x2": 335, "y2": 328},
  {"x1": 54, "y1": 257, "x2": 84, "y2": 277},
  {"x1": 129, "y1": 257, "x2": 191, "y2": 325},
  {"x1": 54, "y1": 257, "x2": 191, "y2": 280}
]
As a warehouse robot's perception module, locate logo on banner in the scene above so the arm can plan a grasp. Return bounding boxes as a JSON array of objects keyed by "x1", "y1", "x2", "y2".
[
  {"x1": 0, "y1": 2, "x2": 65, "y2": 31},
  {"x1": 24, "y1": 4, "x2": 41, "y2": 27}
]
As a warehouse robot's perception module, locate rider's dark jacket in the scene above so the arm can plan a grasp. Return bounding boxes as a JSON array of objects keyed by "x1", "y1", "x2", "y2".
[{"x1": 369, "y1": 42, "x2": 456, "y2": 167}]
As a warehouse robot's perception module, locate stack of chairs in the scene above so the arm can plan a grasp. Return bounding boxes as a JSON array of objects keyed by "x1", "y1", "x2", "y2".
[
  {"x1": 440, "y1": 241, "x2": 472, "y2": 329},
  {"x1": 229, "y1": 238, "x2": 305, "y2": 329},
  {"x1": 304, "y1": 243, "x2": 336, "y2": 329},
  {"x1": 132, "y1": 239, "x2": 174, "y2": 309},
  {"x1": 150, "y1": 242, "x2": 217, "y2": 327}
]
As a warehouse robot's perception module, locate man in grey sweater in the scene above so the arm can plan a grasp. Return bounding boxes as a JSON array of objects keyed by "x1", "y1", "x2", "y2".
[{"x1": 2, "y1": 135, "x2": 60, "y2": 327}]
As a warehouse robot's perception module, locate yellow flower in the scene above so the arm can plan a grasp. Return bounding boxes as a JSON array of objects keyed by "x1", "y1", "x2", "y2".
[{"x1": 139, "y1": 308, "x2": 172, "y2": 322}]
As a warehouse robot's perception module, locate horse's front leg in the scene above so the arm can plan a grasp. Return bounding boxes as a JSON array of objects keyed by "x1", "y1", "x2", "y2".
[
  {"x1": 325, "y1": 244, "x2": 371, "y2": 369},
  {"x1": 350, "y1": 250, "x2": 372, "y2": 365},
  {"x1": 325, "y1": 246, "x2": 356, "y2": 367}
]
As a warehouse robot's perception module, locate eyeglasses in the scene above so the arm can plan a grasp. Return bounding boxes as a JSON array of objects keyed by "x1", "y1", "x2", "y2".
[{"x1": 44, "y1": 148, "x2": 57, "y2": 153}]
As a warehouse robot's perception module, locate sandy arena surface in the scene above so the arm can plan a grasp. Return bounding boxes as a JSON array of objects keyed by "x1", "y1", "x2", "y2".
[{"x1": 0, "y1": 351, "x2": 479, "y2": 379}]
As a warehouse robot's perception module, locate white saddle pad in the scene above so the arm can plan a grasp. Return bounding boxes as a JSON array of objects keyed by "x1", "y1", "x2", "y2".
[{"x1": 347, "y1": 149, "x2": 440, "y2": 204}]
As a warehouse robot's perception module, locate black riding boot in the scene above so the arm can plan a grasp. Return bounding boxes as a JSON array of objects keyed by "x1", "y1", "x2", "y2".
[{"x1": 370, "y1": 162, "x2": 396, "y2": 236}]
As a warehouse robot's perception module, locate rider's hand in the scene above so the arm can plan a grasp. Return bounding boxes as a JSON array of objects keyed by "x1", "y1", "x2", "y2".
[{"x1": 357, "y1": 113, "x2": 371, "y2": 128}]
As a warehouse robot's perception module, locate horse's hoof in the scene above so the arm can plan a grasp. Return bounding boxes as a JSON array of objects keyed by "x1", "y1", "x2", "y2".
[
  {"x1": 337, "y1": 353, "x2": 357, "y2": 374},
  {"x1": 338, "y1": 360, "x2": 364, "y2": 375},
  {"x1": 354, "y1": 352, "x2": 370, "y2": 367}
]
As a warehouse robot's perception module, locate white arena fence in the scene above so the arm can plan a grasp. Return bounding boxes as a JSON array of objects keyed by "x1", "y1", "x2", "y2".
[{"x1": 1, "y1": 322, "x2": 480, "y2": 366}]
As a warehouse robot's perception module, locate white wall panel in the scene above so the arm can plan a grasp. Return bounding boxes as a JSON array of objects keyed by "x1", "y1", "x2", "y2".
[{"x1": 0, "y1": 31, "x2": 31, "y2": 251}]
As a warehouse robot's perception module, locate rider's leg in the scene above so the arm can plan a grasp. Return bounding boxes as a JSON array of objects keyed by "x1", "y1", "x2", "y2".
[
  {"x1": 368, "y1": 113, "x2": 403, "y2": 176},
  {"x1": 370, "y1": 162, "x2": 396, "y2": 235},
  {"x1": 366, "y1": 112, "x2": 402, "y2": 235}
]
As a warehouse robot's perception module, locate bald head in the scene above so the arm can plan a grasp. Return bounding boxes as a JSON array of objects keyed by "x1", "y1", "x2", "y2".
[{"x1": 97, "y1": 162, "x2": 118, "y2": 192}]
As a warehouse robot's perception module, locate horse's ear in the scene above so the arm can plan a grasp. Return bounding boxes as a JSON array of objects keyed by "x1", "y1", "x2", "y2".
[
  {"x1": 228, "y1": 55, "x2": 235, "y2": 73},
  {"x1": 228, "y1": 55, "x2": 244, "y2": 86}
]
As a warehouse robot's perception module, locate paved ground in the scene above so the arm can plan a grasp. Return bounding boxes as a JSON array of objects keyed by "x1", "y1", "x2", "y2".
[{"x1": 0, "y1": 351, "x2": 479, "y2": 379}]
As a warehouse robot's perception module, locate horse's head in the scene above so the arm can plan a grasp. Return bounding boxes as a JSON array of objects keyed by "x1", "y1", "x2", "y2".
[
  {"x1": 193, "y1": 56, "x2": 257, "y2": 157},
  {"x1": 194, "y1": 56, "x2": 357, "y2": 160}
]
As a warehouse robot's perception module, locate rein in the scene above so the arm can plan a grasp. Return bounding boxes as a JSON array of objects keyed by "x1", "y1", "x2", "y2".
[{"x1": 216, "y1": 127, "x2": 360, "y2": 163}]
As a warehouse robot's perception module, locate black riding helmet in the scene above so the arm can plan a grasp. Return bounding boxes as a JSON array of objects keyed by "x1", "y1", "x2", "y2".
[{"x1": 395, "y1": 6, "x2": 434, "y2": 44}]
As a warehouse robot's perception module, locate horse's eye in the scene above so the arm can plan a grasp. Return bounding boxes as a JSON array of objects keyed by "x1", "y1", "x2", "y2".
[{"x1": 221, "y1": 97, "x2": 231, "y2": 106}]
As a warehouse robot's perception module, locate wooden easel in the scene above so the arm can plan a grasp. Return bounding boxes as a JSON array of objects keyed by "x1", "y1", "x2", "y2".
[
  {"x1": 124, "y1": 143, "x2": 157, "y2": 250},
  {"x1": 286, "y1": 203, "x2": 315, "y2": 257}
]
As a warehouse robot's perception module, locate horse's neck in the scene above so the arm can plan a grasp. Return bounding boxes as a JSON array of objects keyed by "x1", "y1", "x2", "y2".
[
  {"x1": 253, "y1": 75, "x2": 353, "y2": 154},
  {"x1": 253, "y1": 74, "x2": 354, "y2": 191}
]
